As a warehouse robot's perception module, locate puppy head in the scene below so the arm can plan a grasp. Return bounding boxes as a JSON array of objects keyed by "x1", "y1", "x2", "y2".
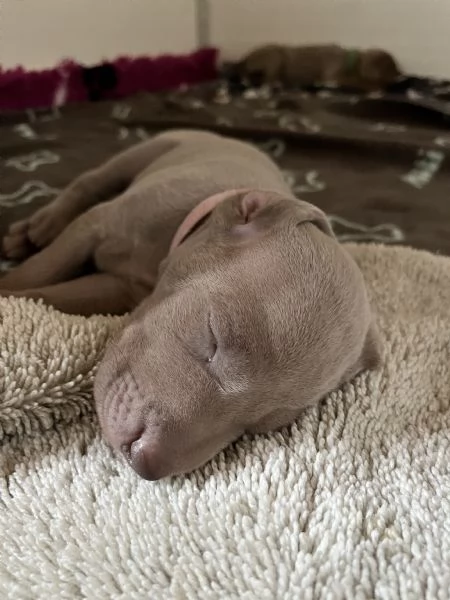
[
  {"x1": 236, "y1": 45, "x2": 285, "y2": 85},
  {"x1": 94, "y1": 191, "x2": 380, "y2": 480},
  {"x1": 359, "y1": 49, "x2": 401, "y2": 88}
]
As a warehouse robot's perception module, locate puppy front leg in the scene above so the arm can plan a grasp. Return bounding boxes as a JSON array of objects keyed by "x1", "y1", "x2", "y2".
[
  {"x1": 0, "y1": 210, "x2": 98, "y2": 290},
  {"x1": 3, "y1": 135, "x2": 177, "y2": 259},
  {"x1": 1, "y1": 273, "x2": 133, "y2": 316}
]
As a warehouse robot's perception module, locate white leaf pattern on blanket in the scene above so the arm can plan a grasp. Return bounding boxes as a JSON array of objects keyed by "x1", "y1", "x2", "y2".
[
  {"x1": 407, "y1": 89, "x2": 425, "y2": 101},
  {"x1": 5, "y1": 151, "x2": 60, "y2": 172},
  {"x1": 283, "y1": 169, "x2": 326, "y2": 193},
  {"x1": 13, "y1": 124, "x2": 57, "y2": 142},
  {"x1": 279, "y1": 115, "x2": 321, "y2": 133},
  {"x1": 27, "y1": 107, "x2": 61, "y2": 123},
  {"x1": 216, "y1": 116, "x2": 233, "y2": 127},
  {"x1": 279, "y1": 115, "x2": 299, "y2": 132},
  {"x1": 329, "y1": 215, "x2": 405, "y2": 243},
  {"x1": 370, "y1": 123, "x2": 407, "y2": 133},
  {"x1": 242, "y1": 85, "x2": 272, "y2": 101},
  {"x1": 258, "y1": 138, "x2": 286, "y2": 159},
  {"x1": 118, "y1": 127, "x2": 149, "y2": 142},
  {"x1": 401, "y1": 149, "x2": 444, "y2": 189},
  {"x1": 254, "y1": 109, "x2": 281, "y2": 119},
  {"x1": 189, "y1": 99, "x2": 205, "y2": 110},
  {"x1": 0, "y1": 181, "x2": 60, "y2": 212},
  {"x1": 14, "y1": 123, "x2": 38, "y2": 140},
  {"x1": 214, "y1": 85, "x2": 232, "y2": 105},
  {"x1": 434, "y1": 136, "x2": 450, "y2": 148},
  {"x1": 112, "y1": 103, "x2": 132, "y2": 120}
]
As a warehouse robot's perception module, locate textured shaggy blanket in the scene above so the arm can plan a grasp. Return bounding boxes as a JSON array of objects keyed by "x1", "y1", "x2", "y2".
[{"x1": 0, "y1": 244, "x2": 449, "y2": 599}]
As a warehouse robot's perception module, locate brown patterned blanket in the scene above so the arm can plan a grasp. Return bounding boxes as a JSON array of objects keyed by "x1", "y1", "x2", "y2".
[{"x1": 1, "y1": 80, "x2": 450, "y2": 275}]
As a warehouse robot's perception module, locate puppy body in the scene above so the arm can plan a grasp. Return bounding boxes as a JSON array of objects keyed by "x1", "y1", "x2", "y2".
[
  {"x1": 235, "y1": 43, "x2": 401, "y2": 90},
  {"x1": 0, "y1": 130, "x2": 380, "y2": 479},
  {"x1": 1, "y1": 131, "x2": 290, "y2": 309}
]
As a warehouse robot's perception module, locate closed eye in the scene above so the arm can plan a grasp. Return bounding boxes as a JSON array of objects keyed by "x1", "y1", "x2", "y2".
[
  {"x1": 207, "y1": 314, "x2": 218, "y2": 363},
  {"x1": 205, "y1": 315, "x2": 226, "y2": 391},
  {"x1": 175, "y1": 314, "x2": 224, "y2": 390}
]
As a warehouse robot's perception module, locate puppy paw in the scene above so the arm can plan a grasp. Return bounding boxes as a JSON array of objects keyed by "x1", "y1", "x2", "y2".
[
  {"x1": 2, "y1": 203, "x2": 71, "y2": 259},
  {"x1": 27, "y1": 203, "x2": 70, "y2": 247},
  {"x1": 2, "y1": 220, "x2": 32, "y2": 260}
]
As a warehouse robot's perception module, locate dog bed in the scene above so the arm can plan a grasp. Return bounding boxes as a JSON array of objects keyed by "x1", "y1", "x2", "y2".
[
  {"x1": 0, "y1": 48, "x2": 218, "y2": 111},
  {"x1": 1, "y1": 243, "x2": 449, "y2": 599}
]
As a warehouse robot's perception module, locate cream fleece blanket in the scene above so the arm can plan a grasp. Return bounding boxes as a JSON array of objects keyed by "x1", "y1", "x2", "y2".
[{"x1": 0, "y1": 244, "x2": 449, "y2": 600}]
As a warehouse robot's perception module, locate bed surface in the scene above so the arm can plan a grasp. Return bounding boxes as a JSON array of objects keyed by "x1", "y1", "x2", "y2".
[{"x1": 1, "y1": 79, "x2": 450, "y2": 271}]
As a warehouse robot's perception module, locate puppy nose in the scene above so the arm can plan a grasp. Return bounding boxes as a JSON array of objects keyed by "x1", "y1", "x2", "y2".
[{"x1": 121, "y1": 437, "x2": 165, "y2": 481}]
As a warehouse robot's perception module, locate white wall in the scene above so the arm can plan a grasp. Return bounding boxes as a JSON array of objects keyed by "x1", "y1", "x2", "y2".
[
  {"x1": 1, "y1": 0, "x2": 449, "y2": 79},
  {"x1": 210, "y1": 0, "x2": 450, "y2": 79},
  {"x1": 0, "y1": 0, "x2": 197, "y2": 70}
]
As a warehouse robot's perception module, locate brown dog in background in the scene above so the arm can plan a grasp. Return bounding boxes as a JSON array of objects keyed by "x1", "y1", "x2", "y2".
[
  {"x1": 0, "y1": 130, "x2": 381, "y2": 480},
  {"x1": 232, "y1": 43, "x2": 401, "y2": 91}
]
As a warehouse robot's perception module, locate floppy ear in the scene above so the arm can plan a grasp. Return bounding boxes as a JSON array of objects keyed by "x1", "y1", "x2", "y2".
[
  {"x1": 359, "y1": 322, "x2": 382, "y2": 371},
  {"x1": 339, "y1": 321, "x2": 382, "y2": 386},
  {"x1": 293, "y1": 198, "x2": 335, "y2": 237},
  {"x1": 351, "y1": 321, "x2": 382, "y2": 379},
  {"x1": 239, "y1": 191, "x2": 335, "y2": 237}
]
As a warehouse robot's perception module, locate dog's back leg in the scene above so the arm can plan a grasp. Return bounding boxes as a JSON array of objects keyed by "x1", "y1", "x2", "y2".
[{"x1": 2, "y1": 135, "x2": 178, "y2": 259}]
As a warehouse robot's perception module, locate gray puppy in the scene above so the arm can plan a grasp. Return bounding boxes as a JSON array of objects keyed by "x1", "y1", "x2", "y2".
[
  {"x1": 0, "y1": 130, "x2": 380, "y2": 479},
  {"x1": 233, "y1": 43, "x2": 401, "y2": 90}
]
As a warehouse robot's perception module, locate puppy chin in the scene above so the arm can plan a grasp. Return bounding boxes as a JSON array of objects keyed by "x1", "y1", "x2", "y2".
[{"x1": 175, "y1": 437, "x2": 240, "y2": 478}]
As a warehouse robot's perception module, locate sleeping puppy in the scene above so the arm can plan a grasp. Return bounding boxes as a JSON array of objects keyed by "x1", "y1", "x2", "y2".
[
  {"x1": 0, "y1": 130, "x2": 381, "y2": 480},
  {"x1": 232, "y1": 43, "x2": 401, "y2": 91}
]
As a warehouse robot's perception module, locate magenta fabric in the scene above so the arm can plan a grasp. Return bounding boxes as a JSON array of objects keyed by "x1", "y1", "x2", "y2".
[{"x1": 0, "y1": 48, "x2": 218, "y2": 111}]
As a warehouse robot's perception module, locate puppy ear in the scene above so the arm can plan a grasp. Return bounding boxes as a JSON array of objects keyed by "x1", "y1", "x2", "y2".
[
  {"x1": 240, "y1": 191, "x2": 268, "y2": 222},
  {"x1": 351, "y1": 321, "x2": 382, "y2": 378},
  {"x1": 339, "y1": 321, "x2": 382, "y2": 386},
  {"x1": 359, "y1": 322, "x2": 382, "y2": 371},
  {"x1": 362, "y1": 50, "x2": 400, "y2": 84},
  {"x1": 294, "y1": 199, "x2": 335, "y2": 238},
  {"x1": 237, "y1": 191, "x2": 335, "y2": 238}
]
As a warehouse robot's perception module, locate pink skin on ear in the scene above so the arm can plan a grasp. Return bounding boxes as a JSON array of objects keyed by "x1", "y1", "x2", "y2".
[
  {"x1": 232, "y1": 192, "x2": 269, "y2": 238},
  {"x1": 241, "y1": 191, "x2": 268, "y2": 222}
]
